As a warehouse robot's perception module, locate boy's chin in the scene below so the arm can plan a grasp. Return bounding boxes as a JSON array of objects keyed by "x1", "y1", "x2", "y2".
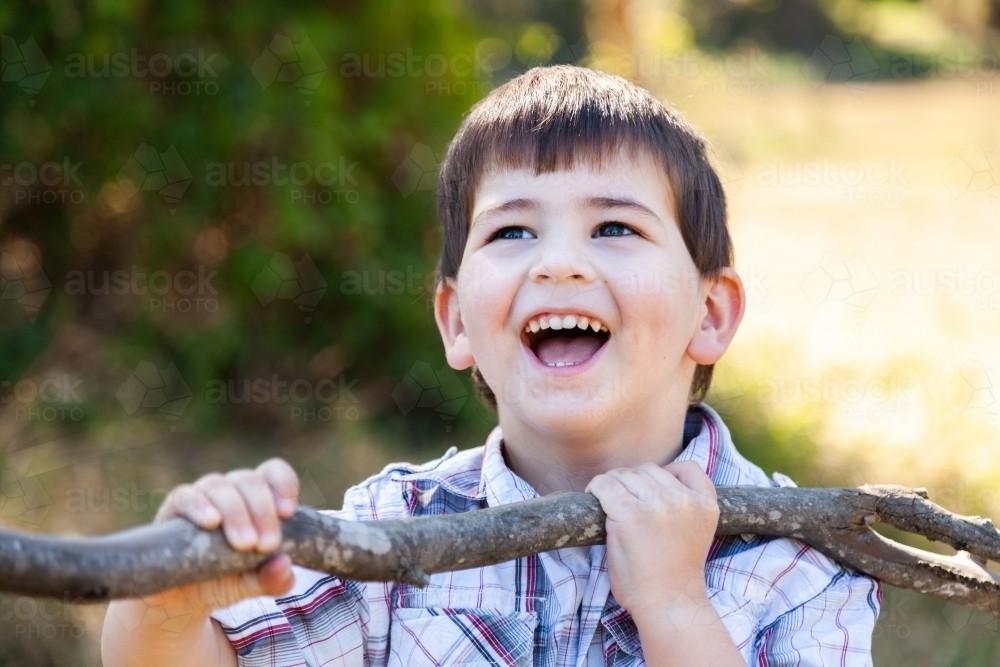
[{"x1": 514, "y1": 401, "x2": 626, "y2": 438}]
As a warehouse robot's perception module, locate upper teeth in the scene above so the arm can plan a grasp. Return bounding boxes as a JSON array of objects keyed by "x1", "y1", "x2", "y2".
[{"x1": 524, "y1": 314, "x2": 608, "y2": 334}]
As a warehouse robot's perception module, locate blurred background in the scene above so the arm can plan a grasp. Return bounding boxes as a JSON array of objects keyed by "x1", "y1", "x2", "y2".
[{"x1": 1, "y1": 0, "x2": 999, "y2": 664}]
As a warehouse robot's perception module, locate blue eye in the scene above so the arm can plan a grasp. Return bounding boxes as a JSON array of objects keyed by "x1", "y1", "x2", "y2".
[
  {"x1": 491, "y1": 226, "x2": 535, "y2": 241},
  {"x1": 596, "y1": 222, "x2": 634, "y2": 237}
]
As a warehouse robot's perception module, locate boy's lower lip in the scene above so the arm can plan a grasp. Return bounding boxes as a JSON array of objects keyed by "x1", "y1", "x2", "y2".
[{"x1": 520, "y1": 335, "x2": 608, "y2": 375}]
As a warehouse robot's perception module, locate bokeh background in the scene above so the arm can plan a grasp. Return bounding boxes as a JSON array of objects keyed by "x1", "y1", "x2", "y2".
[{"x1": 1, "y1": 0, "x2": 999, "y2": 664}]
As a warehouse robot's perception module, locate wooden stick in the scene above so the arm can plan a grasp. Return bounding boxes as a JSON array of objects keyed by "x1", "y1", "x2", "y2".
[{"x1": 1, "y1": 485, "x2": 998, "y2": 615}]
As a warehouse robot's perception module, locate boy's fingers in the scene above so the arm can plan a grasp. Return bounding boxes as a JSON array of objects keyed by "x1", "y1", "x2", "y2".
[
  {"x1": 197, "y1": 568, "x2": 277, "y2": 611},
  {"x1": 637, "y1": 462, "x2": 687, "y2": 490},
  {"x1": 262, "y1": 555, "x2": 295, "y2": 595},
  {"x1": 257, "y1": 554, "x2": 295, "y2": 596},
  {"x1": 663, "y1": 461, "x2": 717, "y2": 500},
  {"x1": 154, "y1": 483, "x2": 192, "y2": 522},
  {"x1": 257, "y1": 458, "x2": 300, "y2": 518},
  {"x1": 155, "y1": 484, "x2": 223, "y2": 528},
  {"x1": 604, "y1": 468, "x2": 658, "y2": 502},
  {"x1": 195, "y1": 474, "x2": 257, "y2": 551},
  {"x1": 586, "y1": 473, "x2": 638, "y2": 516},
  {"x1": 228, "y1": 470, "x2": 281, "y2": 553}
]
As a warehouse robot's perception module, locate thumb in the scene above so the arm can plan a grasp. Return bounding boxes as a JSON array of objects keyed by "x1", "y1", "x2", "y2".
[{"x1": 195, "y1": 554, "x2": 294, "y2": 611}]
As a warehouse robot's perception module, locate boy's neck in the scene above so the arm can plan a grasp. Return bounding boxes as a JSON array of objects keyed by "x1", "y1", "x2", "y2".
[{"x1": 496, "y1": 404, "x2": 691, "y2": 495}]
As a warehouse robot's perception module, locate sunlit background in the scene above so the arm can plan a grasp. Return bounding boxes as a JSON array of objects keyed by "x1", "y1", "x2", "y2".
[{"x1": 1, "y1": 0, "x2": 999, "y2": 664}]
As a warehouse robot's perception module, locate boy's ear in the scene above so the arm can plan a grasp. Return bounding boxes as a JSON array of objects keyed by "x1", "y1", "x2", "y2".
[
  {"x1": 687, "y1": 267, "x2": 745, "y2": 366},
  {"x1": 434, "y1": 278, "x2": 475, "y2": 370}
]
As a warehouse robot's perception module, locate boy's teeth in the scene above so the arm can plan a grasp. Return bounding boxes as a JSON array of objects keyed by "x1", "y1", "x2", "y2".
[{"x1": 524, "y1": 314, "x2": 609, "y2": 334}]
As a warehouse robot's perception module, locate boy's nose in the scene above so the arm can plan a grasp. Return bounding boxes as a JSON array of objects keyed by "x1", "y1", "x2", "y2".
[{"x1": 528, "y1": 247, "x2": 596, "y2": 284}]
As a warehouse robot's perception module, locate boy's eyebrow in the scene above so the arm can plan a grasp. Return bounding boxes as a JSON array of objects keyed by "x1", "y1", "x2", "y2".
[
  {"x1": 470, "y1": 196, "x2": 661, "y2": 229},
  {"x1": 470, "y1": 198, "x2": 539, "y2": 228},
  {"x1": 584, "y1": 196, "x2": 660, "y2": 220}
]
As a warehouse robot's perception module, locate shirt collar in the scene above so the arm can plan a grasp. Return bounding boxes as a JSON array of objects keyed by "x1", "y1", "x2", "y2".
[
  {"x1": 675, "y1": 403, "x2": 760, "y2": 486},
  {"x1": 391, "y1": 402, "x2": 745, "y2": 507},
  {"x1": 387, "y1": 425, "x2": 538, "y2": 507},
  {"x1": 480, "y1": 426, "x2": 540, "y2": 507}
]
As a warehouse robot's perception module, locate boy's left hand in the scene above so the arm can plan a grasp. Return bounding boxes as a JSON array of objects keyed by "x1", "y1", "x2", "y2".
[{"x1": 585, "y1": 461, "x2": 719, "y2": 619}]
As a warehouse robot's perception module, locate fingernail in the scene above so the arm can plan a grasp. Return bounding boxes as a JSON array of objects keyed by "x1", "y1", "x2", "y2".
[
  {"x1": 239, "y1": 526, "x2": 256, "y2": 545},
  {"x1": 278, "y1": 498, "x2": 295, "y2": 514},
  {"x1": 260, "y1": 529, "x2": 279, "y2": 549}
]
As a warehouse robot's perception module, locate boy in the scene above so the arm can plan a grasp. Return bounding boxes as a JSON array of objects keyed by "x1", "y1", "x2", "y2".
[{"x1": 102, "y1": 65, "x2": 881, "y2": 667}]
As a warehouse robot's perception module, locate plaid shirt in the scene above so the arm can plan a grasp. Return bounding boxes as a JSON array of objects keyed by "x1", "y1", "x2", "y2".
[{"x1": 211, "y1": 404, "x2": 881, "y2": 667}]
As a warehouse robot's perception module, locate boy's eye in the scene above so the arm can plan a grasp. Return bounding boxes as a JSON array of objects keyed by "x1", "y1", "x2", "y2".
[
  {"x1": 595, "y1": 222, "x2": 635, "y2": 237},
  {"x1": 490, "y1": 226, "x2": 536, "y2": 241}
]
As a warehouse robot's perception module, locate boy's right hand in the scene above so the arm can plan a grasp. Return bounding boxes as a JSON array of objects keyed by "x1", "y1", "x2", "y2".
[{"x1": 149, "y1": 457, "x2": 301, "y2": 613}]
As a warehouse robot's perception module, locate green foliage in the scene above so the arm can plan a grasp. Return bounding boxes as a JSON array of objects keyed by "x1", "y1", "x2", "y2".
[{"x1": 1, "y1": 0, "x2": 491, "y2": 438}]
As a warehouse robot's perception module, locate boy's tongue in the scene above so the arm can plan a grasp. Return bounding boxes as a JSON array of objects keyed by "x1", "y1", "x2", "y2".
[{"x1": 536, "y1": 334, "x2": 604, "y2": 365}]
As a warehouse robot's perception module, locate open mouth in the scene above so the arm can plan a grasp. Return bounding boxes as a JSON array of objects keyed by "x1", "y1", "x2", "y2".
[{"x1": 522, "y1": 314, "x2": 610, "y2": 368}]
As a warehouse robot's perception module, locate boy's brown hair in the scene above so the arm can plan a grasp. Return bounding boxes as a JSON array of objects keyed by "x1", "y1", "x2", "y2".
[{"x1": 435, "y1": 65, "x2": 733, "y2": 407}]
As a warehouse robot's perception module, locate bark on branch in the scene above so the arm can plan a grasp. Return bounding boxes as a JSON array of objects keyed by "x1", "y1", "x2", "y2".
[{"x1": 1, "y1": 485, "x2": 999, "y2": 616}]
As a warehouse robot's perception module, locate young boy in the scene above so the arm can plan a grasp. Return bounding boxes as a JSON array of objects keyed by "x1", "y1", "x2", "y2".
[{"x1": 102, "y1": 65, "x2": 881, "y2": 667}]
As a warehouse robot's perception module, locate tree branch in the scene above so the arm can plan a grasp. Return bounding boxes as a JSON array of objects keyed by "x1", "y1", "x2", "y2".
[{"x1": 1, "y1": 485, "x2": 998, "y2": 615}]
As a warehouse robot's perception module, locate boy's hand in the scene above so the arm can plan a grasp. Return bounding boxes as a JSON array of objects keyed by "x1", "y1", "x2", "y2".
[
  {"x1": 585, "y1": 461, "x2": 719, "y2": 619},
  {"x1": 148, "y1": 457, "x2": 301, "y2": 612},
  {"x1": 103, "y1": 459, "x2": 299, "y2": 667}
]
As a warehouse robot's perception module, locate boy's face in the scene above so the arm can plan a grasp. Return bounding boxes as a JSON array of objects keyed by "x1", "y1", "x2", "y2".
[{"x1": 436, "y1": 149, "x2": 743, "y2": 442}]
